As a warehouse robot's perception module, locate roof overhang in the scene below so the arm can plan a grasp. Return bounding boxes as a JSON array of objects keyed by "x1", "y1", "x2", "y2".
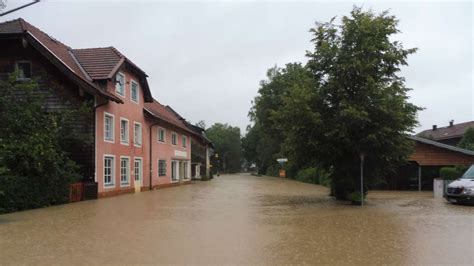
[{"x1": 1, "y1": 32, "x2": 124, "y2": 103}]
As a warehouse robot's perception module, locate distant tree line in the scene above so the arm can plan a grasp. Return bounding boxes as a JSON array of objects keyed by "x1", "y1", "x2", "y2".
[
  {"x1": 242, "y1": 7, "x2": 422, "y2": 201},
  {"x1": 202, "y1": 123, "x2": 243, "y2": 174}
]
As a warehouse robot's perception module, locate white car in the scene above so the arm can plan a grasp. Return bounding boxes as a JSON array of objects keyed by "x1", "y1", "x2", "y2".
[{"x1": 446, "y1": 165, "x2": 474, "y2": 205}]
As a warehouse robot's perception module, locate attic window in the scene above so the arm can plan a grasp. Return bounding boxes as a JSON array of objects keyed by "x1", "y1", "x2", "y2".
[
  {"x1": 16, "y1": 61, "x2": 32, "y2": 80},
  {"x1": 115, "y1": 73, "x2": 125, "y2": 96}
]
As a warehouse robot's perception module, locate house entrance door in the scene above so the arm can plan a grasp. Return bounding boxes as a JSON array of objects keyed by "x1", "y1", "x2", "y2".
[{"x1": 134, "y1": 158, "x2": 142, "y2": 192}]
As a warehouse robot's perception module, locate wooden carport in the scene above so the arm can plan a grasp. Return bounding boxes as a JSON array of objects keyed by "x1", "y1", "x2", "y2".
[{"x1": 408, "y1": 136, "x2": 474, "y2": 190}]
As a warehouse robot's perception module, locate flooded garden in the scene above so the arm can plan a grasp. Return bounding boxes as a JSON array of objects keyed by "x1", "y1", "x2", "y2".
[{"x1": 0, "y1": 174, "x2": 472, "y2": 264}]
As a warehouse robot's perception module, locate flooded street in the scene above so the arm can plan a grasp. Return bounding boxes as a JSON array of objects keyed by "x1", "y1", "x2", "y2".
[{"x1": 1, "y1": 174, "x2": 473, "y2": 265}]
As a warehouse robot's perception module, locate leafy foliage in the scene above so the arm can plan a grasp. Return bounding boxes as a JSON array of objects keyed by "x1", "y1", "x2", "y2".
[
  {"x1": 295, "y1": 167, "x2": 331, "y2": 187},
  {"x1": 0, "y1": 74, "x2": 84, "y2": 213},
  {"x1": 244, "y1": 7, "x2": 421, "y2": 200},
  {"x1": 439, "y1": 166, "x2": 467, "y2": 180},
  {"x1": 205, "y1": 123, "x2": 242, "y2": 173},
  {"x1": 458, "y1": 127, "x2": 474, "y2": 151}
]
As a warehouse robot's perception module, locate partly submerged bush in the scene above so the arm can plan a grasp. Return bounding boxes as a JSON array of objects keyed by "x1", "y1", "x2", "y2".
[{"x1": 295, "y1": 167, "x2": 331, "y2": 186}]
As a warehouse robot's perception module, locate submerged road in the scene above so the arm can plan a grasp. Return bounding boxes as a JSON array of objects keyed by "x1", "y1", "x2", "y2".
[{"x1": 0, "y1": 174, "x2": 473, "y2": 265}]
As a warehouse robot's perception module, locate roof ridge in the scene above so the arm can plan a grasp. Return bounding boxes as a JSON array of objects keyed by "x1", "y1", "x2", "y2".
[
  {"x1": 73, "y1": 46, "x2": 115, "y2": 51},
  {"x1": 19, "y1": 18, "x2": 73, "y2": 50}
]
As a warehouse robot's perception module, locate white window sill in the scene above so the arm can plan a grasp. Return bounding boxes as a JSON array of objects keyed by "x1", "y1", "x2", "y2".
[
  {"x1": 104, "y1": 184, "x2": 115, "y2": 189},
  {"x1": 104, "y1": 139, "x2": 115, "y2": 143}
]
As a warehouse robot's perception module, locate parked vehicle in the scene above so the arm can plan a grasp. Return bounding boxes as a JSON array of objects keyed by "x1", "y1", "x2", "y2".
[{"x1": 446, "y1": 165, "x2": 474, "y2": 205}]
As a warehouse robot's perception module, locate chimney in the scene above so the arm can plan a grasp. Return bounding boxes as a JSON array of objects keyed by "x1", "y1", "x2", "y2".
[
  {"x1": 432, "y1": 125, "x2": 437, "y2": 131},
  {"x1": 449, "y1": 120, "x2": 454, "y2": 127}
]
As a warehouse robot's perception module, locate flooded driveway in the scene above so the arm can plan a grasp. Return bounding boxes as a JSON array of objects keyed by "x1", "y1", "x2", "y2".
[{"x1": 0, "y1": 174, "x2": 473, "y2": 265}]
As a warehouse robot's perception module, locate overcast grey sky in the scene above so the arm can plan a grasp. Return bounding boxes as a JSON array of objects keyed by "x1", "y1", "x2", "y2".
[{"x1": 3, "y1": 0, "x2": 473, "y2": 134}]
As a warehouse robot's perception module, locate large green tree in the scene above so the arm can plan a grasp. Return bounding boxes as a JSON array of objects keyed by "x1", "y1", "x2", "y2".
[
  {"x1": 244, "y1": 7, "x2": 422, "y2": 201},
  {"x1": 303, "y1": 8, "x2": 421, "y2": 199},
  {"x1": 205, "y1": 123, "x2": 243, "y2": 173},
  {"x1": 246, "y1": 63, "x2": 313, "y2": 175}
]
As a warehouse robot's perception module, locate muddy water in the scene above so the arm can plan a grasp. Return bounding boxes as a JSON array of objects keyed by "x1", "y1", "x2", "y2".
[{"x1": 0, "y1": 174, "x2": 473, "y2": 265}]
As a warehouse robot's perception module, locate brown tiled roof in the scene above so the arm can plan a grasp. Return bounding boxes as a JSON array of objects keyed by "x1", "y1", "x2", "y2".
[
  {"x1": 144, "y1": 100, "x2": 197, "y2": 135},
  {"x1": 72, "y1": 47, "x2": 122, "y2": 80},
  {"x1": 417, "y1": 121, "x2": 474, "y2": 140},
  {"x1": 0, "y1": 18, "x2": 155, "y2": 103},
  {"x1": 72, "y1": 47, "x2": 152, "y2": 101}
]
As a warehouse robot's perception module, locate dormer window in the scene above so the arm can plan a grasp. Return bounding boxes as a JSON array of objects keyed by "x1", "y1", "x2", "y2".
[
  {"x1": 16, "y1": 61, "x2": 31, "y2": 80},
  {"x1": 130, "y1": 80, "x2": 139, "y2": 103},
  {"x1": 115, "y1": 73, "x2": 125, "y2": 96}
]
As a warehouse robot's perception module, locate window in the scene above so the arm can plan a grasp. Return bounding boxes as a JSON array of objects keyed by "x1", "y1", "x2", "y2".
[
  {"x1": 104, "y1": 113, "x2": 114, "y2": 142},
  {"x1": 182, "y1": 135, "x2": 187, "y2": 148},
  {"x1": 130, "y1": 80, "x2": 139, "y2": 103},
  {"x1": 184, "y1": 161, "x2": 189, "y2": 179},
  {"x1": 104, "y1": 156, "x2": 115, "y2": 187},
  {"x1": 159, "y1": 160, "x2": 167, "y2": 176},
  {"x1": 115, "y1": 73, "x2": 125, "y2": 96},
  {"x1": 120, "y1": 118, "x2": 129, "y2": 144},
  {"x1": 120, "y1": 157, "x2": 130, "y2": 186},
  {"x1": 134, "y1": 158, "x2": 142, "y2": 181},
  {"x1": 134, "y1": 122, "x2": 142, "y2": 147},
  {"x1": 16, "y1": 61, "x2": 31, "y2": 80},
  {"x1": 171, "y1": 161, "x2": 177, "y2": 181},
  {"x1": 158, "y1": 128, "x2": 165, "y2": 142},
  {"x1": 171, "y1": 132, "x2": 177, "y2": 145}
]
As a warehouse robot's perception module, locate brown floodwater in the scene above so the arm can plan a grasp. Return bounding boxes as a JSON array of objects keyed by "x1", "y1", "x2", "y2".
[{"x1": 0, "y1": 174, "x2": 473, "y2": 265}]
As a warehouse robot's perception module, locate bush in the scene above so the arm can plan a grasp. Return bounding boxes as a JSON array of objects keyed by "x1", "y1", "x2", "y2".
[
  {"x1": 348, "y1": 191, "x2": 365, "y2": 203},
  {"x1": 0, "y1": 174, "x2": 75, "y2": 214},
  {"x1": 265, "y1": 164, "x2": 280, "y2": 177},
  {"x1": 440, "y1": 166, "x2": 467, "y2": 180},
  {"x1": 294, "y1": 167, "x2": 331, "y2": 186}
]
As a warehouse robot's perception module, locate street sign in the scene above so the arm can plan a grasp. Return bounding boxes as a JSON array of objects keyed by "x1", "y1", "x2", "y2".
[{"x1": 276, "y1": 158, "x2": 288, "y2": 163}]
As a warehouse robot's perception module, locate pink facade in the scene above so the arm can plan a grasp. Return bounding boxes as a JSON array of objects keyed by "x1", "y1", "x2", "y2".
[
  {"x1": 0, "y1": 18, "x2": 201, "y2": 198},
  {"x1": 95, "y1": 67, "x2": 193, "y2": 197}
]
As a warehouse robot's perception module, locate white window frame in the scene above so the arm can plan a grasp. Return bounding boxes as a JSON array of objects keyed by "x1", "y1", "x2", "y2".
[
  {"x1": 171, "y1": 160, "x2": 178, "y2": 182},
  {"x1": 103, "y1": 112, "x2": 115, "y2": 143},
  {"x1": 130, "y1": 79, "x2": 139, "y2": 104},
  {"x1": 103, "y1": 155, "x2": 115, "y2": 188},
  {"x1": 134, "y1": 157, "x2": 143, "y2": 182},
  {"x1": 115, "y1": 72, "x2": 125, "y2": 97},
  {"x1": 158, "y1": 127, "x2": 166, "y2": 143},
  {"x1": 158, "y1": 159, "x2": 167, "y2": 177},
  {"x1": 183, "y1": 161, "x2": 190, "y2": 180},
  {"x1": 182, "y1": 135, "x2": 187, "y2": 148},
  {"x1": 120, "y1": 118, "x2": 129, "y2": 145},
  {"x1": 15, "y1": 60, "x2": 32, "y2": 81},
  {"x1": 120, "y1": 156, "x2": 130, "y2": 187},
  {"x1": 171, "y1": 132, "x2": 177, "y2": 146},
  {"x1": 134, "y1": 122, "x2": 142, "y2": 147}
]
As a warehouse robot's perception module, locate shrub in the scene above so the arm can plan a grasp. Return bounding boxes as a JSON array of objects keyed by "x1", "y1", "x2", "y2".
[
  {"x1": 440, "y1": 166, "x2": 467, "y2": 180},
  {"x1": 295, "y1": 167, "x2": 331, "y2": 186}
]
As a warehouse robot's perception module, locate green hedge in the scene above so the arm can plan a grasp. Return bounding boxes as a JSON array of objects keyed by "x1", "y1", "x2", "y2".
[
  {"x1": 294, "y1": 167, "x2": 331, "y2": 186},
  {"x1": 0, "y1": 175, "x2": 71, "y2": 214},
  {"x1": 439, "y1": 166, "x2": 467, "y2": 180}
]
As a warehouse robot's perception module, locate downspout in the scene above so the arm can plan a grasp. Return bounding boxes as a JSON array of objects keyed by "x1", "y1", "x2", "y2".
[
  {"x1": 93, "y1": 98, "x2": 108, "y2": 183},
  {"x1": 149, "y1": 121, "x2": 160, "y2": 190}
]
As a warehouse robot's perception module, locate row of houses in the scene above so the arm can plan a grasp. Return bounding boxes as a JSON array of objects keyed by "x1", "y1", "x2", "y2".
[{"x1": 0, "y1": 18, "x2": 214, "y2": 198}]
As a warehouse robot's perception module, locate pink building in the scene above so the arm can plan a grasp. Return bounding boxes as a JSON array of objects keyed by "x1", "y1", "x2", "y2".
[{"x1": 0, "y1": 18, "x2": 207, "y2": 198}]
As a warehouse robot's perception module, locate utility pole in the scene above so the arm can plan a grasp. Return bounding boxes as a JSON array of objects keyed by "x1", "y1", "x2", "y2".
[
  {"x1": 0, "y1": 1, "x2": 40, "y2": 17},
  {"x1": 360, "y1": 152, "x2": 365, "y2": 206}
]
